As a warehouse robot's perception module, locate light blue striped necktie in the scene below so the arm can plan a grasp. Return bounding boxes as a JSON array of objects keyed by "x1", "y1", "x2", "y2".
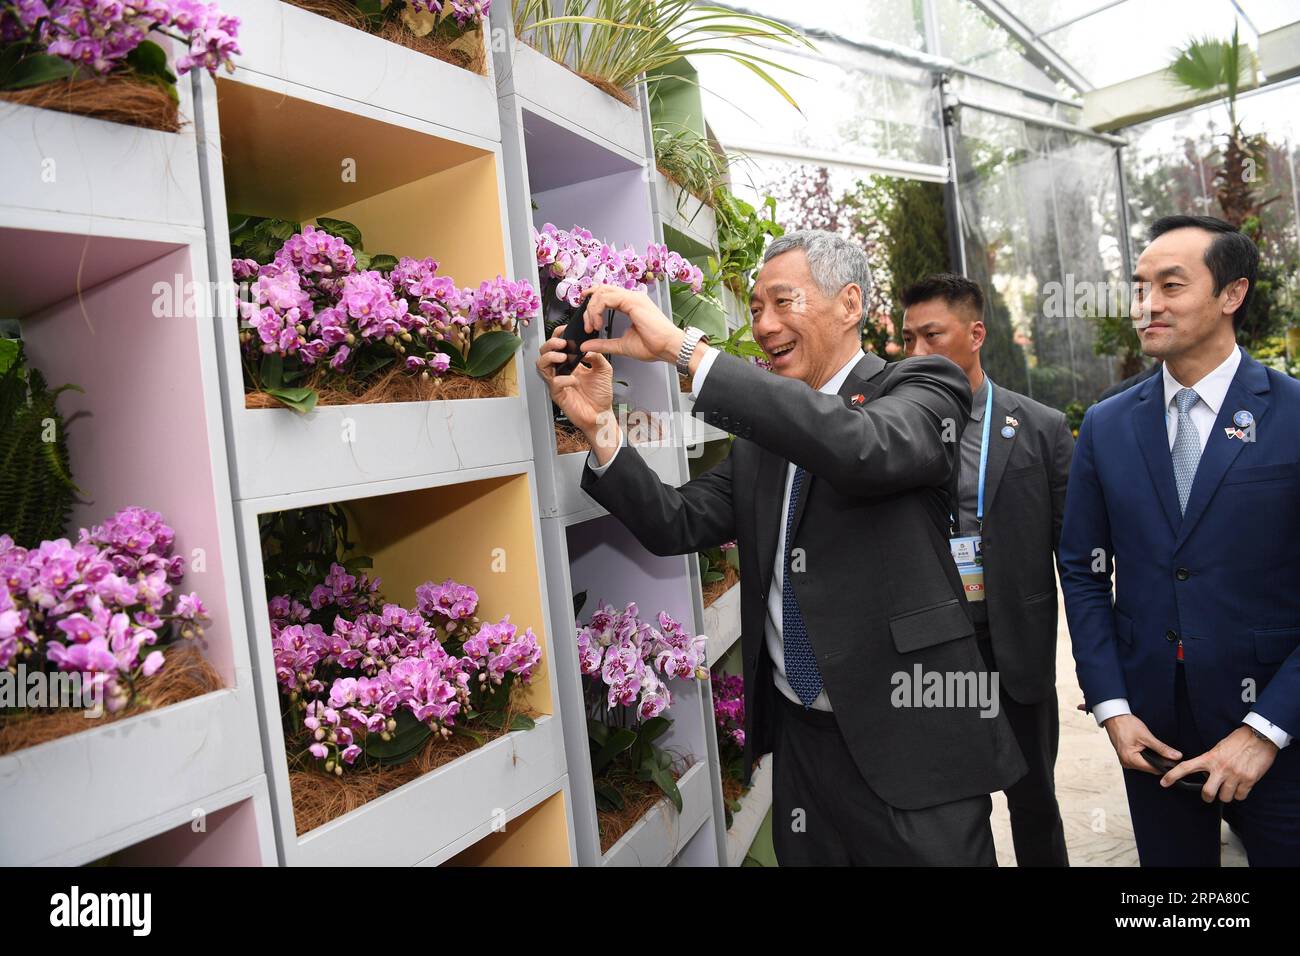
[{"x1": 1171, "y1": 387, "x2": 1201, "y2": 515}]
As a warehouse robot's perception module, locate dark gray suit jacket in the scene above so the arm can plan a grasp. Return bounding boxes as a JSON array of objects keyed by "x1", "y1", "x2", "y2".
[
  {"x1": 581, "y1": 351, "x2": 1025, "y2": 811},
  {"x1": 974, "y1": 384, "x2": 1074, "y2": 704}
]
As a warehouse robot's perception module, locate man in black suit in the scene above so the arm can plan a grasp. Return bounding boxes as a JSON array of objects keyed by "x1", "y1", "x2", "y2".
[
  {"x1": 902, "y1": 273, "x2": 1075, "y2": 866},
  {"x1": 537, "y1": 230, "x2": 1024, "y2": 865}
]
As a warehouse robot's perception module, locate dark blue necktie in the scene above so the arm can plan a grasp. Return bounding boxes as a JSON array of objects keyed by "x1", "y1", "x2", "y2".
[{"x1": 782, "y1": 466, "x2": 823, "y2": 707}]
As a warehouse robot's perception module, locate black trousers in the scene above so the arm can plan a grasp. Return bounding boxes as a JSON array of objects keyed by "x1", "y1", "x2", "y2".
[
  {"x1": 770, "y1": 689, "x2": 997, "y2": 866},
  {"x1": 1123, "y1": 662, "x2": 1300, "y2": 867},
  {"x1": 976, "y1": 628, "x2": 1069, "y2": 867}
]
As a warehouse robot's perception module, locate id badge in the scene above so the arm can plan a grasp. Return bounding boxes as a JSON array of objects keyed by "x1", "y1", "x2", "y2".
[{"x1": 949, "y1": 534, "x2": 985, "y2": 602}]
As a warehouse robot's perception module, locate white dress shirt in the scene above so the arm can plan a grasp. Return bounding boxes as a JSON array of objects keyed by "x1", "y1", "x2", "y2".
[
  {"x1": 1092, "y1": 345, "x2": 1291, "y2": 749},
  {"x1": 592, "y1": 348, "x2": 865, "y2": 710},
  {"x1": 760, "y1": 350, "x2": 865, "y2": 711}
]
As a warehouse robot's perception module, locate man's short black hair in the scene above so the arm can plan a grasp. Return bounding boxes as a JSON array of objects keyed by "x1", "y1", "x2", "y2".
[
  {"x1": 900, "y1": 273, "x2": 985, "y2": 321},
  {"x1": 1148, "y1": 215, "x2": 1258, "y2": 330}
]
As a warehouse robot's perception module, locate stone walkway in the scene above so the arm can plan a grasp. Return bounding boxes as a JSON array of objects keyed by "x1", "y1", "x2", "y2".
[{"x1": 988, "y1": 589, "x2": 1248, "y2": 867}]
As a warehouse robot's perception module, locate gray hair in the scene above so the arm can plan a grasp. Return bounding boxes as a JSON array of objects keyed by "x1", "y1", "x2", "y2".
[{"x1": 761, "y1": 230, "x2": 872, "y2": 336}]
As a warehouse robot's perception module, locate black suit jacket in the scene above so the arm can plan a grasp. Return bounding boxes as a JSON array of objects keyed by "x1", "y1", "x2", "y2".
[
  {"x1": 975, "y1": 384, "x2": 1075, "y2": 704},
  {"x1": 581, "y1": 352, "x2": 1026, "y2": 811}
]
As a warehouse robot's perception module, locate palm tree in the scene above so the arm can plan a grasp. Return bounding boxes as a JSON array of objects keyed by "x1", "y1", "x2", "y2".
[{"x1": 1166, "y1": 24, "x2": 1278, "y2": 236}]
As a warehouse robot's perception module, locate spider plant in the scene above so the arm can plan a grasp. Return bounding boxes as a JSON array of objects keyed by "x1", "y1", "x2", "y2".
[
  {"x1": 512, "y1": 0, "x2": 811, "y2": 107},
  {"x1": 653, "y1": 123, "x2": 731, "y2": 210}
]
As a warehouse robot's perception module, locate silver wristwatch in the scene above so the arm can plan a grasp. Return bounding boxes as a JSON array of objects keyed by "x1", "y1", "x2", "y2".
[{"x1": 676, "y1": 327, "x2": 709, "y2": 375}]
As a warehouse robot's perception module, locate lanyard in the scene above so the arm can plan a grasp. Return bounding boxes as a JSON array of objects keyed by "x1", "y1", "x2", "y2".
[
  {"x1": 976, "y1": 379, "x2": 994, "y2": 526},
  {"x1": 951, "y1": 379, "x2": 994, "y2": 534}
]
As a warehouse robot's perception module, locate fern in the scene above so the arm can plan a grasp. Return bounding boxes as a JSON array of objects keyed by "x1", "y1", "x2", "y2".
[{"x1": 0, "y1": 340, "x2": 83, "y2": 547}]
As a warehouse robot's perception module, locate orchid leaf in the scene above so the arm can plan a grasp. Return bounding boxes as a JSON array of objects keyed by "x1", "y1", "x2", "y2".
[
  {"x1": 482, "y1": 711, "x2": 536, "y2": 731},
  {"x1": 125, "y1": 40, "x2": 178, "y2": 101},
  {"x1": 594, "y1": 780, "x2": 624, "y2": 811},
  {"x1": 363, "y1": 710, "x2": 431, "y2": 764},
  {"x1": 639, "y1": 715, "x2": 671, "y2": 744},
  {"x1": 587, "y1": 717, "x2": 610, "y2": 747},
  {"x1": 464, "y1": 331, "x2": 522, "y2": 378},
  {"x1": 266, "y1": 386, "x2": 318, "y2": 415},
  {"x1": 259, "y1": 352, "x2": 284, "y2": 389},
  {"x1": 591, "y1": 727, "x2": 636, "y2": 775},
  {"x1": 1, "y1": 53, "x2": 75, "y2": 91},
  {"x1": 433, "y1": 339, "x2": 469, "y2": 372}
]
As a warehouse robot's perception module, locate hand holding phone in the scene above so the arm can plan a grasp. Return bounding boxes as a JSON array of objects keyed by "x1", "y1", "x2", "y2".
[
  {"x1": 1140, "y1": 747, "x2": 1210, "y2": 791},
  {"x1": 557, "y1": 308, "x2": 611, "y2": 375}
]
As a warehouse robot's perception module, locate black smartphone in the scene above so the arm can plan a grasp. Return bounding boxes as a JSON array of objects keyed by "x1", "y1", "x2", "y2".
[
  {"x1": 1139, "y1": 747, "x2": 1210, "y2": 791},
  {"x1": 557, "y1": 308, "x2": 610, "y2": 375}
]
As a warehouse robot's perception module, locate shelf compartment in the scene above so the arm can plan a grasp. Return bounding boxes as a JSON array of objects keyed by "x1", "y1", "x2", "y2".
[
  {"x1": 703, "y1": 581, "x2": 742, "y2": 667},
  {"x1": 0, "y1": 227, "x2": 262, "y2": 865},
  {"x1": 0, "y1": 73, "x2": 203, "y2": 234},
  {"x1": 653, "y1": 172, "x2": 718, "y2": 259},
  {"x1": 499, "y1": 34, "x2": 648, "y2": 164},
  {"x1": 218, "y1": 0, "x2": 498, "y2": 141},
  {"x1": 725, "y1": 756, "x2": 773, "y2": 867},
  {"x1": 101, "y1": 778, "x2": 277, "y2": 866},
  {"x1": 601, "y1": 760, "x2": 712, "y2": 867},
  {"x1": 561, "y1": 513, "x2": 722, "y2": 865},
  {"x1": 237, "y1": 463, "x2": 567, "y2": 865},
  {"x1": 197, "y1": 75, "x2": 532, "y2": 500},
  {"x1": 437, "y1": 779, "x2": 575, "y2": 866},
  {"x1": 551, "y1": 444, "x2": 686, "y2": 524}
]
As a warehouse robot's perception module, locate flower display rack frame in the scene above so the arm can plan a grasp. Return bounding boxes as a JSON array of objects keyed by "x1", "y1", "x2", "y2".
[
  {"x1": 195, "y1": 63, "x2": 535, "y2": 502},
  {"x1": 490, "y1": 11, "x2": 730, "y2": 866},
  {"x1": 232, "y1": 462, "x2": 573, "y2": 866},
  {"x1": 0, "y1": 183, "x2": 273, "y2": 864}
]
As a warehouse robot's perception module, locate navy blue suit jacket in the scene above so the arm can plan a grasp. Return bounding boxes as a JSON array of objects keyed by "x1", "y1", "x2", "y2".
[{"x1": 1061, "y1": 349, "x2": 1300, "y2": 770}]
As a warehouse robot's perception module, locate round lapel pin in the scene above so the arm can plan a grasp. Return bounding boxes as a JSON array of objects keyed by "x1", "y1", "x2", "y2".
[
  {"x1": 1000, "y1": 425, "x2": 1016, "y2": 439},
  {"x1": 1233, "y1": 410, "x2": 1253, "y2": 428}
]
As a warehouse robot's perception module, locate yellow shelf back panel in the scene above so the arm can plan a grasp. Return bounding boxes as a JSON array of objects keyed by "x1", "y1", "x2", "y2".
[
  {"x1": 444, "y1": 789, "x2": 571, "y2": 866},
  {"x1": 347, "y1": 474, "x2": 551, "y2": 714}
]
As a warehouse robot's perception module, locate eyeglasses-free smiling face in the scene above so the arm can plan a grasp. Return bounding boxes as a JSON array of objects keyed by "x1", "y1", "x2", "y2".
[
  {"x1": 1131, "y1": 227, "x2": 1246, "y2": 363},
  {"x1": 749, "y1": 249, "x2": 862, "y2": 390}
]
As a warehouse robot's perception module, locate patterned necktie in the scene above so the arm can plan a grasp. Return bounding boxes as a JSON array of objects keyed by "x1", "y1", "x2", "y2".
[
  {"x1": 1171, "y1": 387, "x2": 1201, "y2": 515},
  {"x1": 782, "y1": 466, "x2": 823, "y2": 707}
]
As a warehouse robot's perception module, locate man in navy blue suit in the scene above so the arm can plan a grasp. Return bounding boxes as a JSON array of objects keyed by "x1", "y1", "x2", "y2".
[{"x1": 1061, "y1": 214, "x2": 1300, "y2": 866}]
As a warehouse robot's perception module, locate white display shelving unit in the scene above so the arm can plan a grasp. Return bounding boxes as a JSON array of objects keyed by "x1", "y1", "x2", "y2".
[
  {"x1": 0, "y1": 79, "x2": 275, "y2": 865},
  {"x1": 229, "y1": 462, "x2": 571, "y2": 866},
  {"x1": 2, "y1": 0, "x2": 763, "y2": 867},
  {"x1": 189, "y1": 0, "x2": 575, "y2": 865},
  {"x1": 726, "y1": 756, "x2": 772, "y2": 867},
  {"x1": 492, "y1": 3, "x2": 727, "y2": 867}
]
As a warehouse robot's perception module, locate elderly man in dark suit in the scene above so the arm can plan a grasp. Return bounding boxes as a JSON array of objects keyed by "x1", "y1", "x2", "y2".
[
  {"x1": 902, "y1": 273, "x2": 1075, "y2": 866},
  {"x1": 537, "y1": 230, "x2": 1024, "y2": 866}
]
